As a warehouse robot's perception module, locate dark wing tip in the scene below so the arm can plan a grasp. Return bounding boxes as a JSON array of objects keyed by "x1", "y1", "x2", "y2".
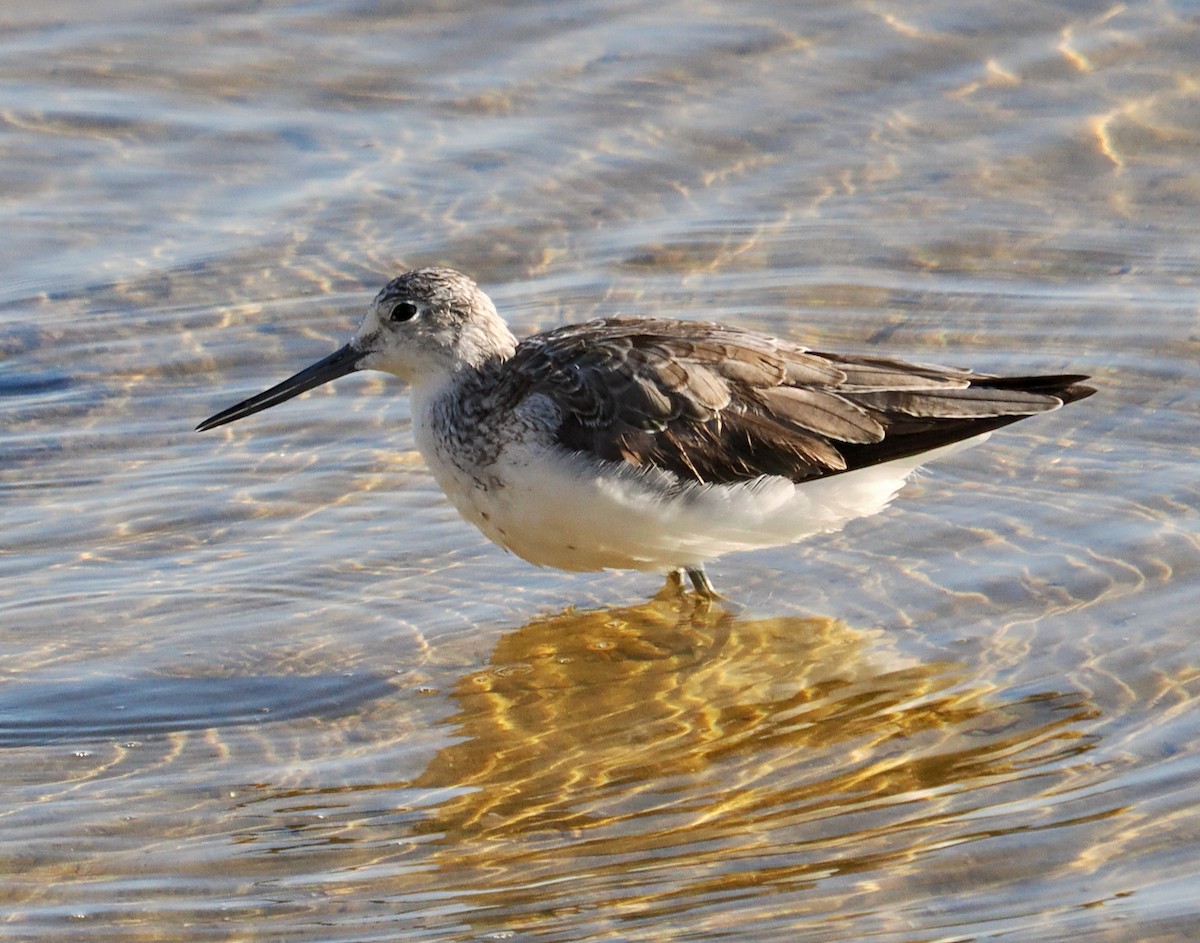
[
  {"x1": 970, "y1": 373, "x2": 1096, "y2": 406},
  {"x1": 1055, "y1": 378, "x2": 1097, "y2": 406}
]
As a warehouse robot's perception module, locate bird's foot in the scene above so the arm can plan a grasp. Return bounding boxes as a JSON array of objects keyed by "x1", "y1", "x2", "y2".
[{"x1": 656, "y1": 566, "x2": 725, "y2": 604}]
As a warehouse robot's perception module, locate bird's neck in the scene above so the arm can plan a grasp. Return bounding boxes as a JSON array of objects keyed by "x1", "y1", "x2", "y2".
[
  {"x1": 409, "y1": 352, "x2": 518, "y2": 481},
  {"x1": 408, "y1": 311, "x2": 518, "y2": 456},
  {"x1": 408, "y1": 350, "x2": 505, "y2": 428}
]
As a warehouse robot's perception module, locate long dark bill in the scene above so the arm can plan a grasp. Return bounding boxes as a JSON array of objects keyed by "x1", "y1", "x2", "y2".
[{"x1": 196, "y1": 344, "x2": 364, "y2": 432}]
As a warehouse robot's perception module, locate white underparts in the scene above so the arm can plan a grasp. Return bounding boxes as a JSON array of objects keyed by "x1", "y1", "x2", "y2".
[{"x1": 418, "y1": 425, "x2": 986, "y2": 573}]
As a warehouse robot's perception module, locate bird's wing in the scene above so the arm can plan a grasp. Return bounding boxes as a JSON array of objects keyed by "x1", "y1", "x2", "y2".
[{"x1": 503, "y1": 317, "x2": 1094, "y2": 485}]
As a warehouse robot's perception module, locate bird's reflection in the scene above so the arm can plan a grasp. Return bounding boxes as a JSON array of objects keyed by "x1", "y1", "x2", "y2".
[
  {"x1": 405, "y1": 597, "x2": 1093, "y2": 854},
  {"x1": 223, "y1": 595, "x2": 1098, "y2": 936}
]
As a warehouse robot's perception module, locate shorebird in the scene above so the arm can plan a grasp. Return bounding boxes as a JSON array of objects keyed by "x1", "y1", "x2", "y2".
[{"x1": 198, "y1": 267, "x2": 1094, "y2": 598}]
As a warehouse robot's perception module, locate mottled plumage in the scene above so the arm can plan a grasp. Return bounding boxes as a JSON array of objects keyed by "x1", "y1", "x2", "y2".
[
  {"x1": 497, "y1": 317, "x2": 1091, "y2": 486},
  {"x1": 198, "y1": 267, "x2": 1094, "y2": 598}
]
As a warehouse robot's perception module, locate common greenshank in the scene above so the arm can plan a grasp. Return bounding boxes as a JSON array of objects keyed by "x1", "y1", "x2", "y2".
[{"x1": 198, "y1": 267, "x2": 1094, "y2": 598}]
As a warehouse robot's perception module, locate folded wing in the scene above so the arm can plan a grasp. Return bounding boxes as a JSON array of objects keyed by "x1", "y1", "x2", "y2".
[{"x1": 503, "y1": 317, "x2": 1094, "y2": 485}]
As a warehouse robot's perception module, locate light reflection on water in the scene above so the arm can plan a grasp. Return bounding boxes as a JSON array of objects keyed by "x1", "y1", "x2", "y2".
[
  {"x1": 2, "y1": 0, "x2": 1200, "y2": 940},
  {"x1": 400, "y1": 605, "x2": 1105, "y2": 939},
  {"x1": 2, "y1": 600, "x2": 1113, "y2": 941}
]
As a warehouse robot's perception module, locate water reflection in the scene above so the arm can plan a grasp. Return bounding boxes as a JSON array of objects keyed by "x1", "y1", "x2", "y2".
[
  {"x1": 2, "y1": 0, "x2": 1196, "y2": 936},
  {"x1": 228, "y1": 598, "x2": 1100, "y2": 938}
]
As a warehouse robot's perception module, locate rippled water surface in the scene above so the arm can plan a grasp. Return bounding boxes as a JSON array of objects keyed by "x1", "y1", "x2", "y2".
[{"x1": 3, "y1": 1, "x2": 1199, "y2": 940}]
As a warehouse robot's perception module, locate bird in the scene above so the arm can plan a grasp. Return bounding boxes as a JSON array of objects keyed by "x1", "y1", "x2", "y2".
[{"x1": 197, "y1": 267, "x2": 1094, "y2": 599}]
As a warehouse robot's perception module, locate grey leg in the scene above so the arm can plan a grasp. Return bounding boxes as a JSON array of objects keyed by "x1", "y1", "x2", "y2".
[{"x1": 685, "y1": 566, "x2": 718, "y2": 600}]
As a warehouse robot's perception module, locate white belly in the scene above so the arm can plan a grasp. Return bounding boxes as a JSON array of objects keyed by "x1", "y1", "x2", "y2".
[{"x1": 416, "y1": 424, "x2": 986, "y2": 574}]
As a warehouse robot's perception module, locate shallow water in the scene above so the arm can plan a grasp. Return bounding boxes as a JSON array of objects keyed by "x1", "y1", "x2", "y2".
[{"x1": 3, "y1": 1, "x2": 1200, "y2": 940}]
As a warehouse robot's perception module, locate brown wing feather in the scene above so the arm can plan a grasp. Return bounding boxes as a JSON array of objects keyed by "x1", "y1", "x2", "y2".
[{"x1": 502, "y1": 317, "x2": 1094, "y2": 485}]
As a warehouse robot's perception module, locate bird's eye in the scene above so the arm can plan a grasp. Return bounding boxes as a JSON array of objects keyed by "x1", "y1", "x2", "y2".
[{"x1": 390, "y1": 301, "x2": 418, "y2": 323}]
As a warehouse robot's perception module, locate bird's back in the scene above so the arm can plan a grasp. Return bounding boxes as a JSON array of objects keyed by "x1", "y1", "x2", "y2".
[{"x1": 495, "y1": 316, "x2": 1094, "y2": 486}]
